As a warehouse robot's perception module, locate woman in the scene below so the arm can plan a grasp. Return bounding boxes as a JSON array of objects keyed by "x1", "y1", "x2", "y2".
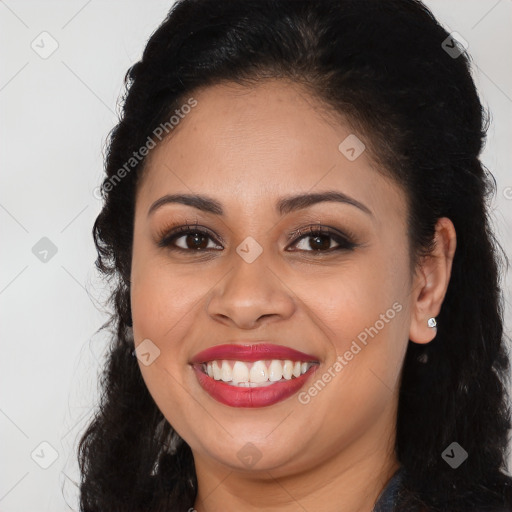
[{"x1": 78, "y1": 0, "x2": 512, "y2": 510}]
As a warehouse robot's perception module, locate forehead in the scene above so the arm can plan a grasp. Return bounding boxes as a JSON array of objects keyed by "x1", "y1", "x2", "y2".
[{"x1": 137, "y1": 80, "x2": 407, "y2": 226}]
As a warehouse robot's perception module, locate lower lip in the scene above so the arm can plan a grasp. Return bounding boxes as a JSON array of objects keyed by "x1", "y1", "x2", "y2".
[{"x1": 192, "y1": 364, "x2": 318, "y2": 408}]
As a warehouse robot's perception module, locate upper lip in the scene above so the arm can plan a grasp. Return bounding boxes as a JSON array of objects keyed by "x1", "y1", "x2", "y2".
[{"x1": 190, "y1": 342, "x2": 320, "y2": 364}]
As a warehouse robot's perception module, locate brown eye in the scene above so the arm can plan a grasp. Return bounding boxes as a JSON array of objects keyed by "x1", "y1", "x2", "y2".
[
  {"x1": 158, "y1": 225, "x2": 222, "y2": 251},
  {"x1": 287, "y1": 226, "x2": 357, "y2": 253}
]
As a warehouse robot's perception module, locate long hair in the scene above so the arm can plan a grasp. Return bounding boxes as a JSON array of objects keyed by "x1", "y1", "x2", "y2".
[{"x1": 78, "y1": 1, "x2": 512, "y2": 510}]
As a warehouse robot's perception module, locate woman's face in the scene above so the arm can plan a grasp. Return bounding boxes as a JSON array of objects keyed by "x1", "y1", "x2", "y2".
[{"x1": 130, "y1": 79, "x2": 419, "y2": 476}]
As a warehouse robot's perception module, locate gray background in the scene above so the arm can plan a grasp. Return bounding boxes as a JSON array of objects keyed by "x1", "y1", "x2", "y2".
[{"x1": 1, "y1": 1, "x2": 511, "y2": 510}]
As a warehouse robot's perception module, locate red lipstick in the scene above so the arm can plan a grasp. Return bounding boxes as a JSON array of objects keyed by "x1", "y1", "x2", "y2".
[
  {"x1": 190, "y1": 343, "x2": 319, "y2": 364},
  {"x1": 190, "y1": 343, "x2": 320, "y2": 408}
]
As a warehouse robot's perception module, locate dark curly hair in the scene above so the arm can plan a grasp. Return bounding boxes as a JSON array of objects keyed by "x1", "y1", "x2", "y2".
[{"x1": 78, "y1": 0, "x2": 512, "y2": 510}]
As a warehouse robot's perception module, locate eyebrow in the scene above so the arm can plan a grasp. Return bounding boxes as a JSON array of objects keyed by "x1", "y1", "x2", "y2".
[{"x1": 147, "y1": 190, "x2": 373, "y2": 218}]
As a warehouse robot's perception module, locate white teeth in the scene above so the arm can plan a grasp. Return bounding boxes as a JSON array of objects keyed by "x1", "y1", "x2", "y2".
[
  {"x1": 282, "y1": 360, "x2": 293, "y2": 380},
  {"x1": 232, "y1": 361, "x2": 249, "y2": 384},
  {"x1": 221, "y1": 360, "x2": 232, "y2": 382},
  {"x1": 202, "y1": 359, "x2": 316, "y2": 387},
  {"x1": 212, "y1": 361, "x2": 222, "y2": 380},
  {"x1": 268, "y1": 360, "x2": 283, "y2": 382},
  {"x1": 249, "y1": 360, "x2": 268, "y2": 383}
]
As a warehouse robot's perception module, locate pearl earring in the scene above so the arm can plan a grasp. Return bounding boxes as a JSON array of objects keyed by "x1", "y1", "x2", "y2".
[{"x1": 427, "y1": 317, "x2": 437, "y2": 328}]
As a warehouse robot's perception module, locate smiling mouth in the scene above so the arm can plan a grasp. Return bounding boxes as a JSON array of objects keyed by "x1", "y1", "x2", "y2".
[
  {"x1": 190, "y1": 342, "x2": 320, "y2": 407},
  {"x1": 199, "y1": 359, "x2": 319, "y2": 387}
]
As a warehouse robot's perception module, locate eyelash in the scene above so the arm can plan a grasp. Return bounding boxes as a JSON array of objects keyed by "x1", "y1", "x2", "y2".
[{"x1": 156, "y1": 221, "x2": 358, "y2": 255}]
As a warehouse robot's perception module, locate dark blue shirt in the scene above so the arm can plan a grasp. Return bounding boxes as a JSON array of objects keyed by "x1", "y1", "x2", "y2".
[{"x1": 372, "y1": 467, "x2": 404, "y2": 512}]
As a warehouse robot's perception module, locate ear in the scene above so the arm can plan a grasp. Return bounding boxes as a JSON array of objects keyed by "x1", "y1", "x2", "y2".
[{"x1": 409, "y1": 217, "x2": 457, "y2": 344}]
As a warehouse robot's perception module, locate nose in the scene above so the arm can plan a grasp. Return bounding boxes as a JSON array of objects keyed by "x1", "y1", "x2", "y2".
[{"x1": 205, "y1": 253, "x2": 296, "y2": 330}]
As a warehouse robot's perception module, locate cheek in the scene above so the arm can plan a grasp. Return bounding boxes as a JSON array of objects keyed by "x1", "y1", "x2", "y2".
[
  {"x1": 130, "y1": 227, "x2": 206, "y2": 347},
  {"x1": 130, "y1": 233, "x2": 192, "y2": 394},
  {"x1": 301, "y1": 256, "x2": 400, "y2": 346},
  {"x1": 131, "y1": 265, "x2": 209, "y2": 387},
  {"x1": 301, "y1": 253, "x2": 408, "y2": 398},
  {"x1": 289, "y1": 261, "x2": 408, "y2": 460},
  {"x1": 130, "y1": 254, "x2": 204, "y2": 438},
  {"x1": 131, "y1": 263, "x2": 193, "y2": 341}
]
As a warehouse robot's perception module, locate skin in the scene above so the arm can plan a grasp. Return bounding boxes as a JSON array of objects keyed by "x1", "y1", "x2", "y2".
[{"x1": 130, "y1": 79, "x2": 457, "y2": 512}]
